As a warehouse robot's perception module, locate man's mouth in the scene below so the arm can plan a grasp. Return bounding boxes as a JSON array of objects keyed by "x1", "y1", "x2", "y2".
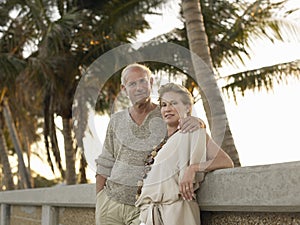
[{"x1": 134, "y1": 93, "x2": 147, "y2": 97}]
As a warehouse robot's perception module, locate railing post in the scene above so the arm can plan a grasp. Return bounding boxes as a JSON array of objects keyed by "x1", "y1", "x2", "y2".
[
  {"x1": 42, "y1": 205, "x2": 58, "y2": 225},
  {"x1": 0, "y1": 204, "x2": 10, "y2": 225}
]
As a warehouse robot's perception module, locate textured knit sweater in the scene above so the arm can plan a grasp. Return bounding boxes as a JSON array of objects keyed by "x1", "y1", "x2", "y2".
[{"x1": 95, "y1": 107, "x2": 166, "y2": 205}]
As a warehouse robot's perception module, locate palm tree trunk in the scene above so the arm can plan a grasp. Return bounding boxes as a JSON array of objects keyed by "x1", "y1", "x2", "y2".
[
  {"x1": 22, "y1": 134, "x2": 33, "y2": 187},
  {"x1": 0, "y1": 119, "x2": 14, "y2": 190},
  {"x1": 182, "y1": 0, "x2": 240, "y2": 166},
  {"x1": 79, "y1": 151, "x2": 87, "y2": 184},
  {"x1": 2, "y1": 99, "x2": 32, "y2": 188},
  {"x1": 62, "y1": 117, "x2": 76, "y2": 184}
]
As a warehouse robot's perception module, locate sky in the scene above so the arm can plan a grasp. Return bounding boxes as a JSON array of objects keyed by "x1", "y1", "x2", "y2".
[{"x1": 25, "y1": 0, "x2": 300, "y2": 180}]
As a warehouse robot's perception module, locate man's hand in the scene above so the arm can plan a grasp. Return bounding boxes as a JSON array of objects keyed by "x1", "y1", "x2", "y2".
[
  {"x1": 96, "y1": 174, "x2": 107, "y2": 194},
  {"x1": 178, "y1": 116, "x2": 206, "y2": 133}
]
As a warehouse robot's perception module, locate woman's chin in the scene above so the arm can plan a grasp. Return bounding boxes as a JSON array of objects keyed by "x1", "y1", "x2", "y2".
[{"x1": 165, "y1": 120, "x2": 179, "y2": 128}]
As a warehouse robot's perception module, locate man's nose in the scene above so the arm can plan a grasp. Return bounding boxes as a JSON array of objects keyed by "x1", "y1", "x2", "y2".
[{"x1": 136, "y1": 81, "x2": 144, "y2": 90}]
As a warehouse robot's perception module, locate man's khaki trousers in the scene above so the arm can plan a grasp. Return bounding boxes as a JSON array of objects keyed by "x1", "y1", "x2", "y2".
[{"x1": 95, "y1": 189, "x2": 140, "y2": 225}]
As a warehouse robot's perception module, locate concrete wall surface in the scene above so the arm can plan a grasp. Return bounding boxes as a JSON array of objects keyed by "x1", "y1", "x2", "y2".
[
  {"x1": 3, "y1": 205, "x2": 95, "y2": 225},
  {"x1": 0, "y1": 161, "x2": 300, "y2": 225},
  {"x1": 197, "y1": 161, "x2": 300, "y2": 212},
  {"x1": 201, "y1": 211, "x2": 300, "y2": 225}
]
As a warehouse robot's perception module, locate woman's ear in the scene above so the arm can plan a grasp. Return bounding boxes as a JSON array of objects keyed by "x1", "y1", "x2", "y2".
[{"x1": 185, "y1": 104, "x2": 191, "y2": 115}]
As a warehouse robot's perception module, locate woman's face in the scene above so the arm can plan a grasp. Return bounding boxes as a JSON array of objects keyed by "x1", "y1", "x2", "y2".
[{"x1": 160, "y1": 91, "x2": 190, "y2": 127}]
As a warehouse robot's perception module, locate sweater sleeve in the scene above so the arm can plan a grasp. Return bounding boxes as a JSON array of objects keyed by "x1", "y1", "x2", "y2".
[{"x1": 95, "y1": 118, "x2": 115, "y2": 177}]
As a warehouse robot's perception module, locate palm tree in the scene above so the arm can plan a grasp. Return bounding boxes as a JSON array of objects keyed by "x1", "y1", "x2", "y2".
[
  {"x1": 0, "y1": 53, "x2": 36, "y2": 189},
  {"x1": 0, "y1": 0, "x2": 45, "y2": 188},
  {"x1": 0, "y1": 81, "x2": 35, "y2": 189},
  {"x1": 181, "y1": 0, "x2": 240, "y2": 166},
  {"x1": 1, "y1": 98, "x2": 32, "y2": 188},
  {"x1": 0, "y1": 111, "x2": 14, "y2": 190},
  {"x1": 0, "y1": 0, "x2": 169, "y2": 184}
]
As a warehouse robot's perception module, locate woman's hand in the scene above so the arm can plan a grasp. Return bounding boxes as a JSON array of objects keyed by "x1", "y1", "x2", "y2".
[{"x1": 179, "y1": 165, "x2": 197, "y2": 201}]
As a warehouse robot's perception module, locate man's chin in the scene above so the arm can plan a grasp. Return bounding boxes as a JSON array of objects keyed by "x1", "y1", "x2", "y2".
[{"x1": 133, "y1": 96, "x2": 150, "y2": 105}]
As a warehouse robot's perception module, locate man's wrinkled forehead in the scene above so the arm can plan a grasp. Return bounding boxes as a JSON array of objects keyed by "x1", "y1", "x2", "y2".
[{"x1": 124, "y1": 67, "x2": 148, "y2": 82}]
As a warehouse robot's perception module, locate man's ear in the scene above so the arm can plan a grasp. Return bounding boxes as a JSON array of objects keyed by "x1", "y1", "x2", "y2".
[
  {"x1": 150, "y1": 77, "x2": 154, "y2": 86},
  {"x1": 121, "y1": 84, "x2": 127, "y2": 95}
]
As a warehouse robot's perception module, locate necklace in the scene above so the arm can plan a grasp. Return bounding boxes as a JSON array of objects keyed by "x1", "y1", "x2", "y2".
[{"x1": 136, "y1": 128, "x2": 179, "y2": 200}]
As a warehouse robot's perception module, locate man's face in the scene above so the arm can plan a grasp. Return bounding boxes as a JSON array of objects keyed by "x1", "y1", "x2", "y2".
[{"x1": 122, "y1": 68, "x2": 152, "y2": 105}]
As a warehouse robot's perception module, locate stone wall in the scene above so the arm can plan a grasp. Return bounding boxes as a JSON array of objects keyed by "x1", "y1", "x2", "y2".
[
  {"x1": 6, "y1": 206, "x2": 95, "y2": 225},
  {"x1": 201, "y1": 211, "x2": 300, "y2": 225},
  {"x1": 1, "y1": 161, "x2": 300, "y2": 225}
]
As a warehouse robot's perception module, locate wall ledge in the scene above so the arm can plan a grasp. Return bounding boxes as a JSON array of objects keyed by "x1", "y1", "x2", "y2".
[
  {"x1": 0, "y1": 184, "x2": 95, "y2": 207},
  {"x1": 198, "y1": 161, "x2": 300, "y2": 212},
  {"x1": 0, "y1": 161, "x2": 300, "y2": 212}
]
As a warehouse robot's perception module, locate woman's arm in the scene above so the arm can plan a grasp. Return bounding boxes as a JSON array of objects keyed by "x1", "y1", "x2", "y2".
[
  {"x1": 180, "y1": 133, "x2": 234, "y2": 200},
  {"x1": 202, "y1": 133, "x2": 234, "y2": 172}
]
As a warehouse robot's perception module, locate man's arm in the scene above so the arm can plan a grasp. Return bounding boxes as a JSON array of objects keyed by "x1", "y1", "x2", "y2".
[
  {"x1": 178, "y1": 116, "x2": 206, "y2": 133},
  {"x1": 95, "y1": 118, "x2": 115, "y2": 194}
]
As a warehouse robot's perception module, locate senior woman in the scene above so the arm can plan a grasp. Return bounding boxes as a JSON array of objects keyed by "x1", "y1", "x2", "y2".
[{"x1": 135, "y1": 83, "x2": 233, "y2": 225}]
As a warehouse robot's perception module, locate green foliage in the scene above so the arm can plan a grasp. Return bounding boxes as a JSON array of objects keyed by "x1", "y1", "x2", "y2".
[
  {"x1": 0, "y1": 0, "x2": 169, "y2": 182},
  {"x1": 32, "y1": 174, "x2": 60, "y2": 188}
]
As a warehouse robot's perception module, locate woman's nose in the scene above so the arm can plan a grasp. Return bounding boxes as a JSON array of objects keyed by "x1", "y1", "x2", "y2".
[{"x1": 165, "y1": 104, "x2": 172, "y2": 111}]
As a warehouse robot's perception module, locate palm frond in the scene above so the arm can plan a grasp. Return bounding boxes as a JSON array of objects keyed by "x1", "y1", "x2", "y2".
[
  {"x1": 221, "y1": 59, "x2": 300, "y2": 102},
  {"x1": 0, "y1": 54, "x2": 25, "y2": 85}
]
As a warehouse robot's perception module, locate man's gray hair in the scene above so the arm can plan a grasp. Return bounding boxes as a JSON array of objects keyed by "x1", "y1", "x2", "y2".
[{"x1": 121, "y1": 63, "x2": 152, "y2": 85}]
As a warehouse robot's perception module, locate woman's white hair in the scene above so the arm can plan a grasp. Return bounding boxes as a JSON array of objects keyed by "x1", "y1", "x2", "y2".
[{"x1": 158, "y1": 82, "x2": 194, "y2": 115}]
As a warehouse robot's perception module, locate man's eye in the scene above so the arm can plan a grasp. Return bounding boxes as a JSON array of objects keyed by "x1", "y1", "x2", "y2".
[
  {"x1": 128, "y1": 82, "x2": 136, "y2": 88},
  {"x1": 140, "y1": 79, "x2": 148, "y2": 84}
]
